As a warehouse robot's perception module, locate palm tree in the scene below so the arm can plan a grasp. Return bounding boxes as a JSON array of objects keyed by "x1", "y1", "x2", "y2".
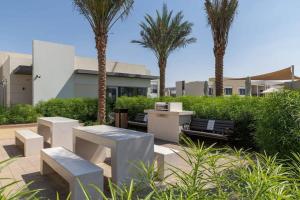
[
  {"x1": 132, "y1": 4, "x2": 196, "y2": 97},
  {"x1": 73, "y1": 0, "x2": 133, "y2": 124},
  {"x1": 205, "y1": 0, "x2": 238, "y2": 96}
]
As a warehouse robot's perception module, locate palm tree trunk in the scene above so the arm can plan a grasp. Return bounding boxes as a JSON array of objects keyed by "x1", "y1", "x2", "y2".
[
  {"x1": 159, "y1": 58, "x2": 166, "y2": 97},
  {"x1": 215, "y1": 51, "x2": 224, "y2": 96},
  {"x1": 96, "y1": 34, "x2": 108, "y2": 124}
]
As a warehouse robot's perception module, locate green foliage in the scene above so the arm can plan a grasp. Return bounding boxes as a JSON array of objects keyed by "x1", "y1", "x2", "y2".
[
  {"x1": 36, "y1": 98, "x2": 98, "y2": 123},
  {"x1": 116, "y1": 95, "x2": 260, "y2": 148},
  {"x1": 0, "y1": 104, "x2": 39, "y2": 125},
  {"x1": 132, "y1": 4, "x2": 196, "y2": 60},
  {"x1": 0, "y1": 158, "x2": 40, "y2": 199},
  {"x1": 255, "y1": 90, "x2": 300, "y2": 157},
  {"x1": 73, "y1": 138, "x2": 300, "y2": 199}
]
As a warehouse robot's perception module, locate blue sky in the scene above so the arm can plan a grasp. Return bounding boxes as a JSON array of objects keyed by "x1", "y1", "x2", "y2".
[{"x1": 0, "y1": 0, "x2": 300, "y2": 87}]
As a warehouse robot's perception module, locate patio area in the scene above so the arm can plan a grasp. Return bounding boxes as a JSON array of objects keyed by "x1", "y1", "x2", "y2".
[{"x1": 0, "y1": 125, "x2": 190, "y2": 199}]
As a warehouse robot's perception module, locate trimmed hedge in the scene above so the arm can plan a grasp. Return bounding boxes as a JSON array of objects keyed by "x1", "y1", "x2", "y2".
[
  {"x1": 116, "y1": 91, "x2": 300, "y2": 156},
  {"x1": 116, "y1": 95, "x2": 260, "y2": 148},
  {"x1": 0, "y1": 104, "x2": 39, "y2": 125},
  {"x1": 35, "y1": 98, "x2": 98, "y2": 123}
]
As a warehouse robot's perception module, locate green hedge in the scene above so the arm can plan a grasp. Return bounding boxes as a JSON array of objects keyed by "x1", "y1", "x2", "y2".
[
  {"x1": 116, "y1": 95, "x2": 260, "y2": 148},
  {"x1": 116, "y1": 92, "x2": 300, "y2": 156},
  {"x1": 255, "y1": 90, "x2": 300, "y2": 156},
  {"x1": 0, "y1": 104, "x2": 39, "y2": 125},
  {"x1": 35, "y1": 98, "x2": 98, "y2": 123}
]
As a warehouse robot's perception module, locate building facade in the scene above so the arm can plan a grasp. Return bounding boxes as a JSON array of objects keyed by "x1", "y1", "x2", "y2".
[{"x1": 0, "y1": 40, "x2": 159, "y2": 106}]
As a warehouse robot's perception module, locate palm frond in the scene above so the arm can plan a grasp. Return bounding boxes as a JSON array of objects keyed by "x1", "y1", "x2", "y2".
[
  {"x1": 204, "y1": 0, "x2": 238, "y2": 53},
  {"x1": 132, "y1": 3, "x2": 196, "y2": 60},
  {"x1": 73, "y1": 0, "x2": 134, "y2": 35}
]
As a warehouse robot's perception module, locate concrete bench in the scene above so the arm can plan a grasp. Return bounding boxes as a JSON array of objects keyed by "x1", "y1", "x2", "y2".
[
  {"x1": 41, "y1": 147, "x2": 103, "y2": 200},
  {"x1": 15, "y1": 130, "x2": 43, "y2": 157},
  {"x1": 154, "y1": 145, "x2": 179, "y2": 180}
]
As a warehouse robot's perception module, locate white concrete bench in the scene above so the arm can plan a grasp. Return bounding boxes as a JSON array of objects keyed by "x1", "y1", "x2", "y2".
[
  {"x1": 41, "y1": 147, "x2": 103, "y2": 200},
  {"x1": 15, "y1": 130, "x2": 43, "y2": 157},
  {"x1": 154, "y1": 145, "x2": 179, "y2": 180}
]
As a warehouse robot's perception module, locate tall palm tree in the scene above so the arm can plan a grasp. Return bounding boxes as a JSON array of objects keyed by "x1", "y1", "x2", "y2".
[
  {"x1": 132, "y1": 4, "x2": 196, "y2": 97},
  {"x1": 73, "y1": 0, "x2": 133, "y2": 124},
  {"x1": 205, "y1": 0, "x2": 238, "y2": 96}
]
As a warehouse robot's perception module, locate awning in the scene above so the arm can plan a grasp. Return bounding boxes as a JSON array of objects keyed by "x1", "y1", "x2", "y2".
[
  {"x1": 13, "y1": 65, "x2": 33, "y2": 75},
  {"x1": 75, "y1": 69, "x2": 159, "y2": 80},
  {"x1": 13, "y1": 66, "x2": 159, "y2": 80},
  {"x1": 229, "y1": 66, "x2": 300, "y2": 81}
]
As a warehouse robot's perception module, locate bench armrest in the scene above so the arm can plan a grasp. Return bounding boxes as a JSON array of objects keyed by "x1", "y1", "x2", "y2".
[{"x1": 182, "y1": 123, "x2": 190, "y2": 130}]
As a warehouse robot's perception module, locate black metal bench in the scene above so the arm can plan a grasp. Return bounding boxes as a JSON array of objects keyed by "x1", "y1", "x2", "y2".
[
  {"x1": 128, "y1": 113, "x2": 148, "y2": 128},
  {"x1": 182, "y1": 118, "x2": 234, "y2": 141}
]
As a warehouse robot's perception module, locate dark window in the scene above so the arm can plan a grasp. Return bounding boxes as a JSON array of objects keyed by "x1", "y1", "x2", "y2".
[
  {"x1": 151, "y1": 84, "x2": 158, "y2": 94},
  {"x1": 118, "y1": 87, "x2": 147, "y2": 97},
  {"x1": 209, "y1": 88, "x2": 213, "y2": 95},
  {"x1": 224, "y1": 88, "x2": 233, "y2": 95},
  {"x1": 239, "y1": 88, "x2": 246, "y2": 95}
]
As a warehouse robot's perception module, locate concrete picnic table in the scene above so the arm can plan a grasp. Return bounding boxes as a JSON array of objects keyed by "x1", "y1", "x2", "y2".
[
  {"x1": 37, "y1": 117, "x2": 79, "y2": 151},
  {"x1": 73, "y1": 125, "x2": 154, "y2": 186}
]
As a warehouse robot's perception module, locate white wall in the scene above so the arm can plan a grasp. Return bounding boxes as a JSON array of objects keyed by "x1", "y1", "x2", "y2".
[
  {"x1": 185, "y1": 81, "x2": 206, "y2": 96},
  {"x1": 32, "y1": 40, "x2": 75, "y2": 104},
  {"x1": 74, "y1": 74, "x2": 151, "y2": 98}
]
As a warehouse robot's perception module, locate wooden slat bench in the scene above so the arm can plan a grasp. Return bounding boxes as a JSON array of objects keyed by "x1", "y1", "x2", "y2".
[
  {"x1": 41, "y1": 147, "x2": 103, "y2": 200},
  {"x1": 15, "y1": 130, "x2": 43, "y2": 156},
  {"x1": 128, "y1": 113, "x2": 148, "y2": 128},
  {"x1": 182, "y1": 118, "x2": 234, "y2": 141}
]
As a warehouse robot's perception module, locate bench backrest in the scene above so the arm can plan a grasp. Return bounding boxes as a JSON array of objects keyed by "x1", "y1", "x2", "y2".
[
  {"x1": 134, "y1": 113, "x2": 148, "y2": 123},
  {"x1": 190, "y1": 118, "x2": 234, "y2": 134}
]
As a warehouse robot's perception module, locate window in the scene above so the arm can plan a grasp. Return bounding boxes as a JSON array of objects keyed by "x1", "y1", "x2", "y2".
[
  {"x1": 151, "y1": 84, "x2": 158, "y2": 94},
  {"x1": 118, "y1": 87, "x2": 147, "y2": 97},
  {"x1": 208, "y1": 87, "x2": 214, "y2": 96},
  {"x1": 224, "y1": 87, "x2": 233, "y2": 95},
  {"x1": 239, "y1": 88, "x2": 246, "y2": 95}
]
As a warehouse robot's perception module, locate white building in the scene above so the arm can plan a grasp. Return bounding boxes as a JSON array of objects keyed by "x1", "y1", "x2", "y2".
[{"x1": 0, "y1": 40, "x2": 159, "y2": 106}]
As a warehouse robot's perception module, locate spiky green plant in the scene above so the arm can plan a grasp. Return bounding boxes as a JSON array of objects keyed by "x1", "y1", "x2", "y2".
[
  {"x1": 132, "y1": 4, "x2": 196, "y2": 97},
  {"x1": 0, "y1": 158, "x2": 40, "y2": 199}
]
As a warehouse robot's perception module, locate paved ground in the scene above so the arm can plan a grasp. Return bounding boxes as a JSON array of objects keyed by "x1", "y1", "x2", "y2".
[{"x1": 0, "y1": 125, "x2": 190, "y2": 199}]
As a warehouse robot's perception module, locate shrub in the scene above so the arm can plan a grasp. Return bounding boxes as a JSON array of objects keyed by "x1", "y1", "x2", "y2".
[
  {"x1": 255, "y1": 90, "x2": 300, "y2": 156},
  {"x1": 116, "y1": 96, "x2": 156, "y2": 120},
  {"x1": 116, "y1": 95, "x2": 261, "y2": 148},
  {"x1": 75, "y1": 139, "x2": 300, "y2": 199},
  {"x1": 0, "y1": 104, "x2": 39, "y2": 125},
  {"x1": 35, "y1": 98, "x2": 98, "y2": 123}
]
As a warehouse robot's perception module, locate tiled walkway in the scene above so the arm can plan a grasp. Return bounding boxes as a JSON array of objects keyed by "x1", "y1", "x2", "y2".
[{"x1": 0, "y1": 125, "x2": 190, "y2": 199}]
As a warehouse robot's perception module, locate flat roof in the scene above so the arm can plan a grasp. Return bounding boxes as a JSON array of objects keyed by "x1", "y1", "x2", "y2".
[
  {"x1": 75, "y1": 69, "x2": 159, "y2": 79},
  {"x1": 12, "y1": 65, "x2": 159, "y2": 80},
  {"x1": 12, "y1": 65, "x2": 33, "y2": 75}
]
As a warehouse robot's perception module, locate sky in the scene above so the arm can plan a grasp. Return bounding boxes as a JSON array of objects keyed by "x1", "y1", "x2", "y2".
[{"x1": 0, "y1": 0, "x2": 300, "y2": 87}]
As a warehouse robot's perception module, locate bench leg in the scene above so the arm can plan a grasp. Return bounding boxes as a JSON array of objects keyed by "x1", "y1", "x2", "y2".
[
  {"x1": 155, "y1": 155, "x2": 165, "y2": 180},
  {"x1": 15, "y1": 137, "x2": 24, "y2": 151},
  {"x1": 25, "y1": 138, "x2": 43, "y2": 157},
  {"x1": 40, "y1": 160, "x2": 53, "y2": 175},
  {"x1": 70, "y1": 172, "x2": 103, "y2": 200},
  {"x1": 155, "y1": 153, "x2": 177, "y2": 180}
]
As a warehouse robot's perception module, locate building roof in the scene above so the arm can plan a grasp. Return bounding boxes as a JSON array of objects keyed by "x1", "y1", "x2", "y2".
[
  {"x1": 12, "y1": 65, "x2": 159, "y2": 80},
  {"x1": 0, "y1": 50, "x2": 156, "y2": 77},
  {"x1": 75, "y1": 69, "x2": 159, "y2": 79}
]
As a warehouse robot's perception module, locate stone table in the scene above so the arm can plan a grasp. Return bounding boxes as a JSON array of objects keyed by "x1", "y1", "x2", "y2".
[{"x1": 73, "y1": 125, "x2": 154, "y2": 186}]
